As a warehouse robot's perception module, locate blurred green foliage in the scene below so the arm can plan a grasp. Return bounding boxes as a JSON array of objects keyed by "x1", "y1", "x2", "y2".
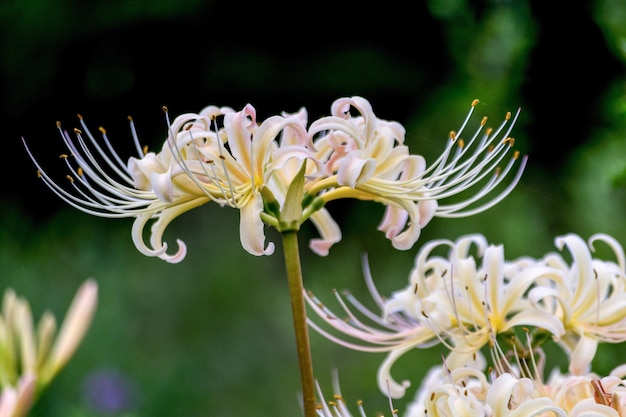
[{"x1": 3, "y1": 0, "x2": 626, "y2": 416}]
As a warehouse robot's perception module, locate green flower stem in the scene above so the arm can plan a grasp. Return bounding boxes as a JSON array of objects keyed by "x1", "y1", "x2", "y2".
[{"x1": 281, "y1": 230, "x2": 316, "y2": 417}]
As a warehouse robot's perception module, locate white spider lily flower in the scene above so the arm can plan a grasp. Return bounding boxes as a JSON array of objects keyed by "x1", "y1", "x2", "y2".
[
  {"x1": 23, "y1": 105, "x2": 312, "y2": 262},
  {"x1": 406, "y1": 364, "x2": 567, "y2": 417},
  {"x1": 536, "y1": 365, "x2": 626, "y2": 415},
  {"x1": 0, "y1": 279, "x2": 97, "y2": 397},
  {"x1": 530, "y1": 233, "x2": 626, "y2": 375},
  {"x1": 306, "y1": 97, "x2": 527, "y2": 251},
  {"x1": 307, "y1": 235, "x2": 564, "y2": 399}
]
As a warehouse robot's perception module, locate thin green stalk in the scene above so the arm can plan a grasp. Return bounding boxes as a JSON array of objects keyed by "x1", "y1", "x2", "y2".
[{"x1": 281, "y1": 230, "x2": 316, "y2": 417}]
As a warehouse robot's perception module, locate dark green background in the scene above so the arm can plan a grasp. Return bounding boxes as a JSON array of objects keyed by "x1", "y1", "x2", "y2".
[{"x1": 2, "y1": 0, "x2": 626, "y2": 415}]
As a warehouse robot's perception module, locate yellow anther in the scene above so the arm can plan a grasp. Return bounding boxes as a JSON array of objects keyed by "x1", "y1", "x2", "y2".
[
  {"x1": 457, "y1": 139, "x2": 465, "y2": 148},
  {"x1": 471, "y1": 99, "x2": 480, "y2": 106},
  {"x1": 66, "y1": 175, "x2": 74, "y2": 182},
  {"x1": 495, "y1": 167, "x2": 502, "y2": 175},
  {"x1": 59, "y1": 154, "x2": 68, "y2": 159},
  {"x1": 74, "y1": 128, "x2": 82, "y2": 134},
  {"x1": 513, "y1": 150, "x2": 520, "y2": 160},
  {"x1": 503, "y1": 137, "x2": 515, "y2": 146},
  {"x1": 77, "y1": 114, "x2": 83, "y2": 120},
  {"x1": 505, "y1": 111, "x2": 511, "y2": 120},
  {"x1": 77, "y1": 167, "x2": 84, "y2": 177},
  {"x1": 37, "y1": 170, "x2": 42, "y2": 178},
  {"x1": 99, "y1": 126, "x2": 106, "y2": 135},
  {"x1": 449, "y1": 131, "x2": 456, "y2": 141},
  {"x1": 485, "y1": 127, "x2": 493, "y2": 136},
  {"x1": 328, "y1": 401, "x2": 337, "y2": 406},
  {"x1": 357, "y1": 400, "x2": 363, "y2": 406},
  {"x1": 185, "y1": 124, "x2": 193, "y2": 131},
  {"x1": 162, "y1": 106, "x2": 168, "y2": 113},
  {"x1": 333, "y1": 394, "x2": 342, "y2": 400},
  {"x1": 488, "y1": 145, "x2": 494, "y2": 153},
  {"x1": 143, "y1": 145, "x2": 149, "y2": 156},
  {"x1": 127, "y1": 115, "x2": 133, "y2": 121},
  {"x1": 480, "y1": 116, "x2": 488, "y2": 126},
  {"x1": 56, "y1": 121, "x2": 61, "y2": 128}
]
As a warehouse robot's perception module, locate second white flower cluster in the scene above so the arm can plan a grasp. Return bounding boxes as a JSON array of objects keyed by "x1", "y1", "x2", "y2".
[{"x1": 307, "y1": 232, "x2": 626, "y2": 416}]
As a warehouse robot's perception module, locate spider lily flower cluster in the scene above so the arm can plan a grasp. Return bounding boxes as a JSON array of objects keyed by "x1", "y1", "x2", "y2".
[
  {"x1": 306, "y1": 232, "x2": 626, "y2": 415},
  {"x1": 0, "y1": 279, "x2": 98, "y2": 417},
  {"x1": 23, "y1": 97, "x2": 526, "y2": 263}
]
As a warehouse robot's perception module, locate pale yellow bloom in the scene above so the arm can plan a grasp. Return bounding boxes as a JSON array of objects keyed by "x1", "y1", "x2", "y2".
[
  {"x1": 0, "y1": 279, "x2": 97, "y2": 394},
  {"x1": 0, "y1": 374, "x2": 35, "y2": 417}
]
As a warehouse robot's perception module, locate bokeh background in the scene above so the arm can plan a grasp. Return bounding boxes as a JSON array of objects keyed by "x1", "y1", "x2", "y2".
[{"x1": 3, "y1": 0, "x2": 626, "y2": 415}]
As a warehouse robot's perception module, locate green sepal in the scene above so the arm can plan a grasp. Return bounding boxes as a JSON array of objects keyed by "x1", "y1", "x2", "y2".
[
  {"x1": 279, "y1": 161, "x2": 306, "y2": 232},
  {"x1": 260, "y1": 185, "x2": 281, "y2": 219}
]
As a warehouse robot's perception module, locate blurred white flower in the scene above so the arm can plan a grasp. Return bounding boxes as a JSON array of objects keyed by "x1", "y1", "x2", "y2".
[
  {"x1": 0, "y1": 279, "x2": 98, "y2": 396},
  {"x1": 0, "y1": 374, "x2": 36, "y2": 417},
  {"x1": 531, "y1": 233, "x2": 626, "y2": 375}
]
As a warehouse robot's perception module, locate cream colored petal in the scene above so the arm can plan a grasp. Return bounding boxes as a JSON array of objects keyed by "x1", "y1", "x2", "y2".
[
  {"x1": 569, "y1": 334, "x2": 598, "y2": 375},
  {"x1": 508, "y1": 399, "x2": 567, "y2": 417},
  {"x1": 35, "y1": 312, "x2": 56, "y2": 369},
  {"x1": 239, "y1": 196, "x2": 275, "y2": 256},
  {"x1": 308, "y1": 209, "x2": 341, "y2": 256},
  {"x1": 13, "y1": 302, "x2": 36, "y2": 375},
  {"x1": 377, "y1": 345, "x2": 413, "y2": 398},
  {"x1": 40, "y1": 279, "x2": 98, "y2": 385},
  {"x1": 569, "y1": 402, "x2": 620, "y2": 417}
]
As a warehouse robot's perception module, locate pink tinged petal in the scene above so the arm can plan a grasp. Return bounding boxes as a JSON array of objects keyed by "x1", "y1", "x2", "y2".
[
  {"x1": 378, "y1": 205, "x2": 408, "y2": 243},
  {"x1": 569, "y1": 334, "x2": 598, "y2": 375},
  {"x1": 266, "y1": 145, "x2": 323, "y2": 181},
  {"x1": 0, "y1": 373, "x2": 36, "y2": 417},
  {"x1": 378, "y1": 200, "x2": 434, "y2": 251},
  {"x1": 239, "y1": 196, "x2": 275, "y2": 256},
  {"x1": 418, "y1": 199, "x2": 438, "y2": 227},
  {"x1": 308, "y1": 209, "x2": 342, "y2": 256},
  {"x1": 336, "y1": 151, "x2": 376, "y2": 188}
]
